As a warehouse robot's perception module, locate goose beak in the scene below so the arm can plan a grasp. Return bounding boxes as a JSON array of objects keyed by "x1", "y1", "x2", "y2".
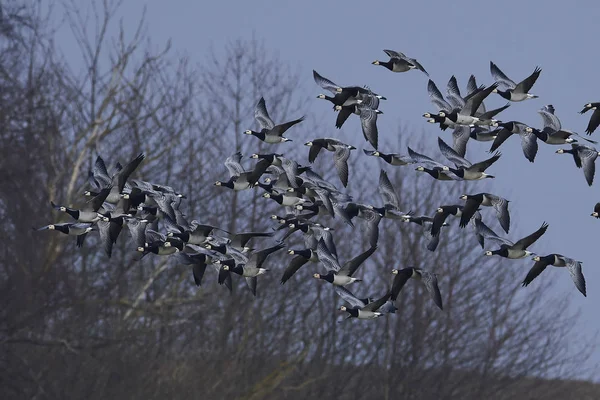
[{"x1": 372, "y1": 60, "x2": 380, "y2": 65}]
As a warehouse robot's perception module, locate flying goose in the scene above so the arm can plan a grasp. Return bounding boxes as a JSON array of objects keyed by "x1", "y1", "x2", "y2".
[
  {"x1": 37, "y1": 222, "x2": 94, "y2": 248},
  {"x1": 335, "y1": 286, "x2": 392, "y2": 320},
  {"x1": 243, "y1": 97, "x2": 304, "y2": 143},
  {"x1": 490, "y1": 61, "x2": 542, "y2": 101},
  {"x1": 437, "y1": 83, "x2": 499, "y2": 127},
  {"x1": 483, "y1": 222, "x2": 549, "y2": 259},
  {"x1": 51, "y1": 187, "x2": 111, "y2": 223},
  {"x1": 580, "y1": 102, "x2": 600, "y2": 135},
  {"x1": 371, "y1": 49, "x2": 429, "y2": 76},
  {"x1": 523, "y1": 254, "x2": 586, "y2": 297},
  {"x1": 304, "y1": 138, "x2": 356, "y2": 187},
  {"x1": 214, "y1": 152, "x2": 271, "y2": 191},
  {"x1": 216, "y1": 242, "x2": 285, "y2": 296},
  {"x1": 173, "y1": 251, "x2": 217, "y2": 287},
  {"x1": 334, "y1": 89, "x2": 381, "y2": 127},
  {"x1": 526, "y1": 105, "x2": 597, "y2": 145},
  {"x1": 363, "y1": 149, "x2": 415, "y2": 166},
  {"x1": 262, "y1": 191, "x2": 306, "y2": 208},
  {"x1": 459, "y1": 193, "x2": 510, "y2": 233},
  {"x1": 400, "y1": 214, "x2": 447, "y2": 252},
  {"x1": 489, "y1": 121, "x2": 538, "y2": 163},
  {"x1": 313, "y1": 70, "x2": 386, "y2": 105},
  {"x1": 438, "y1": 137, "x2": 501, "y2": 180},
  {"x1": 556, "y1": 144, "x2": 600, "y2": 186},
  {"x1": 591, "y1": 203, "x2": 600, "y2": 218},
  {"x1": 445, "y1": 75, "x2": 510, "y2": 125},
  {"x1": 137, "y1": 236, "x2": 184, "y2": 258},
  {"x1": 408, "y1": 146, "x2": 462, "y2": 181},
  {"x1": 102, "y1": 153, "x2": 145, "y2": 204},
  {"x1": 335, "y1": 103, "x2": 382, "y2": 149},
  {"x1": 342, "y1": 203, "x2": 383, "y2": 247},
  {"x1": 391, "y1": 267, "x2": 443, "y2": 310},
  {"x1": 313, "y1": 239, "x2": 377, "y2": 286},
  {"x1": 165, "y1": 218, "x2": 228, "y2": 247}
]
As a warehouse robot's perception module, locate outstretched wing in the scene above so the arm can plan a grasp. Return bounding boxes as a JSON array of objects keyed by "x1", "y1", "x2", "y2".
[
  {"x1": 438, "y1": 137, "x2": 471, "y2": 168},
  {"x1": 335, "y1": 285, "x2": 367, "y2": 309},
  {"x1": 255, "y1": 97, "x2": 275, "y2": 130},
  {"x1": 490, "y1": 61, "x2": 517, "y2": 90},
  {"x1": 378, "y1": 170, "x2": 400, "y2": 209},
  {"x1": 513, "y1": 222, "x2": 549, "y2": 251},
  {"x1": 313, "y1": 70, "x2": 341, "y2": 94}
]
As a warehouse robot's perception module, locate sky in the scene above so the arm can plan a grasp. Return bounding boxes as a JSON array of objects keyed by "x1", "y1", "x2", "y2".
[{"x1": 55, "y1": 0, "x2": 600, "y2": 377}]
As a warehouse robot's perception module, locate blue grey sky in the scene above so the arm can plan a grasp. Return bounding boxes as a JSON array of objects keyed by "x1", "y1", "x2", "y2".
[{"x1": 57, "y1": 0, "x2": 600, "y2": 374}]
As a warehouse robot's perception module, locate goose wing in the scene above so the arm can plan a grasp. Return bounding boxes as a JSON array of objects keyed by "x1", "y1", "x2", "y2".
[
  {"x1": 459, "y1": 197, "x2": 482, "y2": 229},
  {"x1": 339, "y1": 246, "x2": 377, "y2": 277},
  {"x1": 255, "y1": 97, "x2": 275, "y2": 130},
  {"x1": 438, "y1": 137, "x2": 472, "y2": 168},
  {"x1": 114, "y1": 153, "x2": 145, "y2": 194},
  {"x1": 538, "y1": 105, "x2": 561, "y2": 131},
  {"x1": 490, "y1": 61, "x2": 517, "y2": 90},
  {"x1": 358, "y1": 105, "x2": 379, "y2": 149},
  {"x1": 513, "y1": 66, "x2": 542, "y2": 94},
  {"x1": 519, "y1": 130, "x2": 539, "y2": 163},
  {"x1": 489, "y1": 128, "x2": 514, "y2": 153},
  {"x1": 316, "y1": 238, "x2": 341, "y2": 272},
  {"x1": 451, "y1": 126, "x2": 471, "y2": 158},
  {"x1": 281, "y1": 255, "x2": 310, "y2": 285},
  {"x1": 584, "y1": 108, "x2": 600, "y2": 135},
  {"x1": 421, "y1": 271, "x2": 443, "y2": 310},
  {"x1": 427, "y1": 79, "x2": 453, "y2": 112},
  {"x1": 378, "y1": 170, "x2": 400, "y2": 209},
  {"x1": 564, "y1": 257, "x2": 587, "y2": 297},
  {"x1": 334, "y1": 285, "x2": 367, "y2": 309},
  {"x1": 488, "y1": 194, "x2": 511, "y2": 233},
  {"x1": 391, "y1": 268, "x2": 413, "y2": 301},
  {"x1": 363, "y1": 291, "x2": 391, "y2": 312},
  {"x1": 577, "y1": 146, "x2": 598, "y2": 186},
  {"x1": 333, "y1": 145, "x2": 352, "y2": 187},
  {"x1": 446, "y1": 76, "x2": 465, "y2": 110},
  {"x1": 470, "y1": 152, "x2": 501, "y2": 172},
  {"x1": 313, "y1": 70, "x2": 341, "y2": 94},
  {"x1": 522, "y1": 256, "x2": 552, "y2": 287},
  {"x1": 407, "y1": 146, "x2": 447, "y2": 169},
  {"x1": 513, "y1": 222, "x2": 549, "y2": 251}
]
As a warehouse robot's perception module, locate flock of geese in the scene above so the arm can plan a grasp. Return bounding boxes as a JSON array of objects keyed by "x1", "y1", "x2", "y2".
[{"x1": 39, "y1": 50, "x2": 594, "y2": 320}]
